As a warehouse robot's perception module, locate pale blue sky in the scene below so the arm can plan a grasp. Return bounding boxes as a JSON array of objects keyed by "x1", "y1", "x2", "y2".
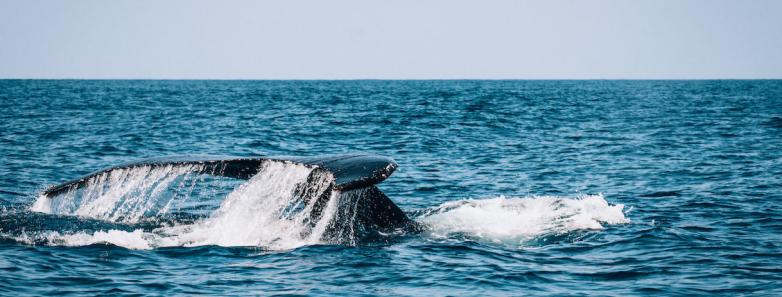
[{"x1": 1, "y1": 0, "x2": 780, "y2": 79}]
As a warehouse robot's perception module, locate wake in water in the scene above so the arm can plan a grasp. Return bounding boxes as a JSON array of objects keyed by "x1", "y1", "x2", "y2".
[
  {"x1": 18, "y1": 161, "x2": 629, "y2": 250},
  {"x1": 417, "y1": 195, "x2": 629, "y2": 245}
]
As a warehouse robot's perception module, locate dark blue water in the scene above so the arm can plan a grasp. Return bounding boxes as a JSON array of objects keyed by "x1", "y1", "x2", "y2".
[{"x1": 1, "y1": 80, "x2": 781, "y2": 295}]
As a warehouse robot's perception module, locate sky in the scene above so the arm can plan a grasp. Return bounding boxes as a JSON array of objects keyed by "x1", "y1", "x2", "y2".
[{"x1": 0, "y1": 0, "x2": 781, "y2": 79}]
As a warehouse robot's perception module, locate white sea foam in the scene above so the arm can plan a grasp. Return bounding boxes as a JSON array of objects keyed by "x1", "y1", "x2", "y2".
[
  {"x1": 45, "y1": 230, "x2": 152, "y2": 250},
  {"x1": 416, "y1": 194, "x2": 629, "y2": 245}
]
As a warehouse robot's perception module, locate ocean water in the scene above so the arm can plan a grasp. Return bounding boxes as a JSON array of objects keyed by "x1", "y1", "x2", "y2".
[{"x1": 0, "y1": 80, "x2": 781, "y2": 295}]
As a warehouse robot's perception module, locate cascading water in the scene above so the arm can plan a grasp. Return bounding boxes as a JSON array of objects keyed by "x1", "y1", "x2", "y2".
[
  {"x1": 27, "y1": 160, "x2": 350, "y2": 250},
  {"x1": 31, "y1": 164, "x2": 211, "y2": 223},
  {"x1": 157, "y1": 161, "x2": 341, "y2": 249}
]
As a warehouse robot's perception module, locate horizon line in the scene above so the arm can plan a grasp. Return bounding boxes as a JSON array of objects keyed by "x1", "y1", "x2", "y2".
[{"x1": 2, "y1": 77, "x2": 781, "y2": 81}]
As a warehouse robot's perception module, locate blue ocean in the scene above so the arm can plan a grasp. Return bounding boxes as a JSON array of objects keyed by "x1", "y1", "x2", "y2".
[{"x1": 1, "y1": 80, "x2": 780, "y2": 295}]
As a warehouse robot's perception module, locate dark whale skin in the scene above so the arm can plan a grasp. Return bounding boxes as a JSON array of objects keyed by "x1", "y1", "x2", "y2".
[{"x1": 42, "y1": 154, "x2": 398, "y2": 197}]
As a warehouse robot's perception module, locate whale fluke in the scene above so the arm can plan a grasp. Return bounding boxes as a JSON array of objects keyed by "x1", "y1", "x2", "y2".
[
  {"x1": 42, "y1": 154, "x2": 398, "y2": 198},
  {"x1": 41, "y1": 154, "x2": 412, "y2": 240}
]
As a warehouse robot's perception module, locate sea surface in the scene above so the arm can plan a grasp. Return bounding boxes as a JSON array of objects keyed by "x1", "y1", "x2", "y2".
[{"x1": 1, "y1": 80, "x2": 781, "y2": 296}]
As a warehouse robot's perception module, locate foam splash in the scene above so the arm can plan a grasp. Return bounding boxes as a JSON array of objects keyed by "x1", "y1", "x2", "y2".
[
  {"x1": 416, "y1": 194, "x2": 629, "y2": 245},
  {"x1": 23, "y1": 230, "x2": 154, "y2": 250},
  {"x1": 28, "y1": 161, "x2": 343, "y2": 250}
]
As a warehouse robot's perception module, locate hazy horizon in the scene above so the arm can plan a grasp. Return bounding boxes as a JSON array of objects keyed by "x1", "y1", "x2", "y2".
[{"x1": 2, "y1": 0, "x2": 781, "y2": 79}]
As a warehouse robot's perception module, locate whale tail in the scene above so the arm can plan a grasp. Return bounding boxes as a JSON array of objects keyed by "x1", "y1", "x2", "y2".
[{"x1": 41, "y1": 154, "x2": 412, "y2": 241}]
